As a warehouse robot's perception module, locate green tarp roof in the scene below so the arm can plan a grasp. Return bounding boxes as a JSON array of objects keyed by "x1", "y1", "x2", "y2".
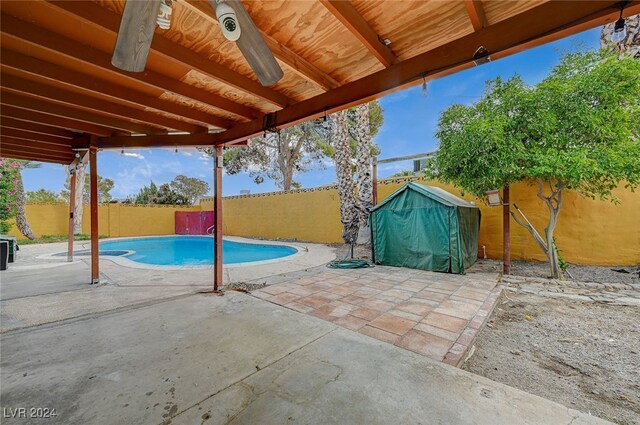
[{"x1": 371, "y1": 182, "x2": 478, "y2": 211}]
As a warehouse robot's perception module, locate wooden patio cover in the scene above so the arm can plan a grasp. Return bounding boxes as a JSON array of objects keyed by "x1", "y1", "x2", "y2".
[{"x1": 2, "y1": 0, "x2": 638, "y2": 163}]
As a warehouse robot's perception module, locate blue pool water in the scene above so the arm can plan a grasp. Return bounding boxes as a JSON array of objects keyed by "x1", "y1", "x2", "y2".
[{"x1": 99, "y1": 236, "x2": 297, "y2": 266}]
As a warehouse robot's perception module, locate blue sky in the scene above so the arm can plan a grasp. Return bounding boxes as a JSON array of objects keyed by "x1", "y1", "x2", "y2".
[{"x1": 22, "y1": 28, "x2": 600, "y2": 198}]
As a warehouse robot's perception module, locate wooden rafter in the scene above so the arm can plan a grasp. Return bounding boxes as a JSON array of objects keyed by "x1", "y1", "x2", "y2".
[
  {"x1": 48, "y1": 1, "x2": 293, "y2": 108},
  {"x1": 1, "y1": 50, "x2": 235, "y2": 130},
  {"x1": 320, "y1": 0, "x2": 398, "y2": 67},
  {"x1": 0, "y1": 72, "x2": 206, "y2": 133},
  {"x1": 0, "y1": 14, "x2": 259, "y2": 121},
  {"x1": 99, "y1": 0, "x2": 639, "y2": 148},
  {"x1": 465, "y1": 0, "x2": 488, "y2": 31},
  {"x1": 0, "y1": 128, "x2": 75, "y2": 146},
  {"x1": 0, "y1": 143, "x2": 76, "y2": 164},
  {"x1": 1, "y1": 137, "x2": 77, "y2": 154},
  {"x1": 0, "y1": 105, "x2": 117, "y2": 137},
  {"x1": 0, "y1": 117, "x2": 75, "y2": 139},
  {"x1": 182, "y1": 0, "x2": 340, "y2": 91},
  {"x1": 0, "y1": 90, "x2": 161, "y2": 135}
]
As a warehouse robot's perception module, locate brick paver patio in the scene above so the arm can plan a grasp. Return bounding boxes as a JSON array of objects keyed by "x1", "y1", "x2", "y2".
[{"x1": 252, "y1": 265, "x2": 502, "y2": 366}]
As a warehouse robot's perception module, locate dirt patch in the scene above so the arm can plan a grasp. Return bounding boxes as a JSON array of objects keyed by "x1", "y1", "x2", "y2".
[
  {"x1": 463, "y1": 291, "x2": 640, "y2": 425},
  {"x1": 468, "y1": 259, "x2": 639, "y2": 286}
]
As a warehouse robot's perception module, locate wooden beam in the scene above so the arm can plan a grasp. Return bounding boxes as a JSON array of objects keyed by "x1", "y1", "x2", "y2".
[
  {"x1": 182, "y1": 0, "x2": 340, "y2": 91},
  {"x1": 89, "y1": 146, "x2": 99, "y2": 284},
  {"x1": 320, "y1": 0, "x2": 398, "y2": 67},
  {"x1": 213, "y1": 145, "x2": 223, "y2": 291},
  {"x1": 1, "y1": 117, "x2": 75, "y2": 139},
  {"x1": 0, "y1": 140, "x2": 75, "y2": 157},
  {"x1": 1, "y1": 50, "x2": 236, "y2": 130},
  {"x1": 0, "y1": 105, "x2": 118, "y2": 137},
  {"x1": 0, "y1": 14, "x2": 259, "y2": 120},
  {"x1": 1, "y1": 137, "x2": 76, "y2": 154},
  {"x1": 0, "y1": 90, "x2": 160, "y2": 135},
  {"x1": 0, "y1": 128, "x2": 76, "y2": 146},
  {"x1": 48, "y1": 1, "x2": 293, "y2": 108},
  {"x1": 464, "y1": 0, "x2": 488, "y2": 31},
  {"x1": 0, "y1": 73, "x2": 205, "y2": 134},
  {"x1": 0, "y1": 145, "x2": 75, "y2": 163}
]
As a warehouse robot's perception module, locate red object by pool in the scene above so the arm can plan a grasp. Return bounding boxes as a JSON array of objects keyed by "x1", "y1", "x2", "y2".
[{"x1": 175, "y1": 211, "x2": 214, "y2": 235}]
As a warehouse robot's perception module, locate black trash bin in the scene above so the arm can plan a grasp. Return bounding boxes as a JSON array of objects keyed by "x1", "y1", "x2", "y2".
[{"x1": 0, "y1": 240, "x2": 8, "y2": 271}]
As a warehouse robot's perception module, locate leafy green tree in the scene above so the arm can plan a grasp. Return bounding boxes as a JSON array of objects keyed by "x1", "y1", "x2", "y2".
[
  {"x1": 0, "y1": 158, "x2": 20, "y2": 234},
  {"x1": 133, "y1": 181, "x2": 159, "y2": 204},
  {"x1": 61, "y1": 174, "x2": 114, "y2": 204},
  {"x1": 133, "y1": 180, "x2": 189, "y2": 205},
  {"x1": 427, "y1": 49, "x2": 640, "y2": 278},
  {"x1": 392, "y1": 170, "x2": 415, "y2": 177},
  {"x1": 200, "y1": 100, "x2": 383, "y2": 191},
  {"x1": 26, "y1": 189, "x2": 63, "y2": 203},
  {"x1": 169, "y1": 175, "x2": 209, "y2": 204}
]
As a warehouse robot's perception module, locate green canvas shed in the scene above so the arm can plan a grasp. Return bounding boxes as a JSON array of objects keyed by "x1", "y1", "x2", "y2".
[{"x1": 370, "y1": 182, "x2": 481, "y2": 274}]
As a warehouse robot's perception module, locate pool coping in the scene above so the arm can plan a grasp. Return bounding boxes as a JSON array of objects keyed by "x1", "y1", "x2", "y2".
[{"x1": 37, "y1": 235, "x2": 307, "y2": 270}]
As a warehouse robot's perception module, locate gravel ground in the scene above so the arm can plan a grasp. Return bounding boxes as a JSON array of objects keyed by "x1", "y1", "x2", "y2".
[
  {"x1": 510, "y1": 260, "x2": 640, "y2": 285},
  {"x1": 463, "y1": 291, "x2": 640, "y2": 425}
]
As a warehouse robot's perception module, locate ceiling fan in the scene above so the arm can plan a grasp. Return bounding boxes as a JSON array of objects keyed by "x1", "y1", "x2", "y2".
[{"x1": 111, "y1": 0, "x2": 284, "y2": 87}]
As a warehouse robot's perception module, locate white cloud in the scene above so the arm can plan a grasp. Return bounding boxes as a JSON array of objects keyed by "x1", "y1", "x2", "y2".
[
  {"x1": 121, "y1": 152, "x2": 145, "y2": 159},
  {"x1": 181, "y1": 151, "x2": 193, "y2": 156}
]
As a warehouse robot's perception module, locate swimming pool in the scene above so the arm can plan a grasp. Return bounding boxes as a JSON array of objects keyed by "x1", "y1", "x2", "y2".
[{"x1": 99, "y1": 236, "x2": 297, "y2": 266}]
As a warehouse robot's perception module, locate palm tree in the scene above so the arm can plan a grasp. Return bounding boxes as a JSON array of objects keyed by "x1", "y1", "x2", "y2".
[
  {"x1": 15, "y1": 160, "x2": 40, "y2": 239},
  {"x1": 331, "y1": 110, "x2": 358, "y2": 244},
  {"x1": 354, "y1": 103, "x2": 373, "y2": 244}
]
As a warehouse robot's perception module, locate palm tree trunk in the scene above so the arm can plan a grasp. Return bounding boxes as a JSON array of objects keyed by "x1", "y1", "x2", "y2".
[
  {"x1": 332, "y1": 110, "x2": 358, "y2": 244},
  {"x1": 354, "y1": 103, "x2": 373, "y2": 244},
  {"x1": 15, "y1": 172, "x2": 36, "y2": 239},
  {"x1": 73, "y1": 166, "x2": 86, "y2": 234}
]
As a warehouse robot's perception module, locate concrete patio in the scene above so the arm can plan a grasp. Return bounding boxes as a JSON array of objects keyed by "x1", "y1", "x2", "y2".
[{"x1": 0, "y1": 243, "x2": 610, "y2": 424}]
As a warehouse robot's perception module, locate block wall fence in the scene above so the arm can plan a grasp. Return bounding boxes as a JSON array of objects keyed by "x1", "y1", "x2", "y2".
[{"x1": 8, "y1": 177, "x2": 640, "y2": 265}]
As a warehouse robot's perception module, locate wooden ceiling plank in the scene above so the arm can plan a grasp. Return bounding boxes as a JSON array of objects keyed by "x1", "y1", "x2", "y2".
[
  {"x1": 1, "y1": 50, "x2": 235, "y2": 130},
  {"x1": 320, "y1": 0, "x2": 398, "y2": 67},
  {"x1": 0, "y1": 105, "x2": 116, "y2": 137},
  {"x1": 0, "y1": 128, "x2": 74, "y2": 146},
  {"x1": 0, "y1": 90, "x2": 159, "y2": 135},
  {"x1": 182, "y1": 0, "x2": 340, "y2": 91},
  {"x1": 465, "y1": 0, "x2": 488, "y2": 31},
  {"x1": 47, "y1": 1, "x2": 293, "y2": 108},
  {"x1": 0, "y1": 73, "x2": 204, "y2": 133},
  {"x1": 0, "y1": 14, "x2": 258, "y2": 121},
  {"x1": 0, "y1": 117, "x2": 75, "y2": 139}
]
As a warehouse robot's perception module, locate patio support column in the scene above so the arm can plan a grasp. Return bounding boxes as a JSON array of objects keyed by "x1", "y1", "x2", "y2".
[
  {"x1": 213, "y1": 145, "x2": 223, "y2": 291},
  {"x1": 89, "y1": 146, "x2": 100, "y2": 284},
  {"x1": 372, "y1": 157, "x2": 378, "y2": 205},
  {"x1": 503, "y1": 185, "x2": 511, "y2": 275},
  {"x1": 67, "y1": 167, "x2": 77, "y2": 262}
]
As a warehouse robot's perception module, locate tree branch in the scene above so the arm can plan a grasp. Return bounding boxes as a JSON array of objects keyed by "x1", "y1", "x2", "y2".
[{"x1": 511, "y1": 210, "x2": 548, "y2": 254}]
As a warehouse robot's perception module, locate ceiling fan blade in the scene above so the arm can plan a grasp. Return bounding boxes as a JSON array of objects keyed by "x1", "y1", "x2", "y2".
[
  {"x1": 222, "y1": 0, "x2": 284, "y2": 87},
  {"x1": 112, "y1": 0, "x2": 162, "y2": 72}
]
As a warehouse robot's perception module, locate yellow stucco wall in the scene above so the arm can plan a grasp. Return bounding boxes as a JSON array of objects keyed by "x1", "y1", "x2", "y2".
[
  {"x1": 8, "y1": 178, "x2": 639, "y2": 265},
  {"x1": 8, "y1": 203, "x2": 199, "y2": 238},
  {"x1": 205, "y1": 177, "x2": 640, "y2": 266}
]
